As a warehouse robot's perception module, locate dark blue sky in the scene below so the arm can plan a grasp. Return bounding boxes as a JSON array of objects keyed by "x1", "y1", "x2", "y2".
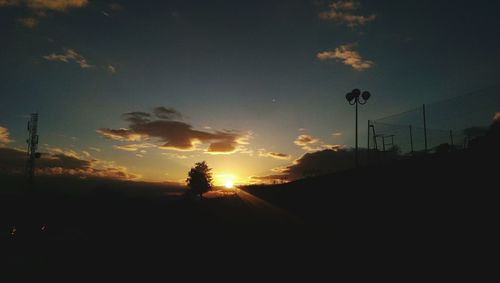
[{"x1": 1, "y1": 0, "x2": 499, "y2": 182}]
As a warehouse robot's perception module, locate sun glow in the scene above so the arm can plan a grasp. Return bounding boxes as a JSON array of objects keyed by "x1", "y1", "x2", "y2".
[
  {"x1": 224, "y1": 180, "x2": 234, "y2": 189},
  {"x1": 216, "y1": 173, "x2": 237, "y2": 189}
]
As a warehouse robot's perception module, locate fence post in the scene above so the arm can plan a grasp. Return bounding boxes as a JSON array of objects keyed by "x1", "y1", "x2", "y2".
[
  {"x1": 409, "y1": 125, "x2": 414, "y2": 155},
  {"x1": 371, "y1": 123, "x2": 378, "y2": 150},
  {"x1": 423, "y1": 104, "x2": 428, "y2": 152},
  {"x1": 367, "y1": 120, "x2": 370, "y2": 164}
]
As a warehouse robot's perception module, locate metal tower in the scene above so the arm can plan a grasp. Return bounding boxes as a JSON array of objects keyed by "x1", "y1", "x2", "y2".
[{"x1": 26, "y1": 113, "x2": 41, "y2": 183}]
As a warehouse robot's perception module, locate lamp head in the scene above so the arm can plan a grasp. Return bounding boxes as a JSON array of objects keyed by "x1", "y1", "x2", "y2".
[
  {"x1": 351, "y1": 88, "x2": 361, "y2": 98},
  {"x1": 346, "y1": 92, "x2": 355, "y2": 102},
  {"x1": 362, "y1": 91, "x2": 371, "y2": 101}
]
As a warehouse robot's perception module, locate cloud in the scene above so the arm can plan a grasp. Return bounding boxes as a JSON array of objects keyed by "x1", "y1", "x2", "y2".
[
  {"x1": 44, "y1": 48, "x2": 94, "y2": 69},
  {"x1": 294, "y1": 134, "x2": 319, "y2": 146},
  {"x1": 107, "y1": 65, "x2": 116, "y2": 74},
  {"x1": 322, "y1": 144, "x2": 345, "y2": 151},
  {"x1": 319, "y1": 1, "x2": 376, "y2": 27},
  {"x1": 254, "y1": 149, "x2": 357, "y2": 182},
  {"x1": 294, "y1": 133, "x2": 345, "y2": 152},
  {"x1": 0, "y1": 0, "x2": 21, "y2": 7},
  {"x1": 26, "y1": 0, "x2": 88, "y2": 12},
  {"x1": 494, "y1": 112, "x2": 500, "y2": 122},
  {"x1": 0, "y1": 126, "x2": 13, "y2": 145},
  {"x1": 259, "y1": 151, "x2": 291, "y2": 160},
  {"x1": 1, "y1": 1, "x2": 88, "y2": 27},
  {"x1": 0, "y1": 146, "x2": 138, "y2": 180},
  {"x1": 153, "y1": 106, "x2": 183, "y2": 120},
  {"x1": 162, "y1": 152, "x2": 189, "y2": 159},
  {"x1": 113, "y1": 143, "x2": 154, "y2": 152},
  {"x1": 96, "y1": 128, "x2": 143, "y2": 142},
  {"x1": 332, "y1": 132, "x2": 342, "y2": 136},
  {"x1": 17, "y1": 17, "x2": 38, "y2": 28},
  {"x1": 98, "y1": 107, "x2": 249, "y2": 154},
  {"x1": 317, "y1": 44, "x2": 373, "y2": 71}
]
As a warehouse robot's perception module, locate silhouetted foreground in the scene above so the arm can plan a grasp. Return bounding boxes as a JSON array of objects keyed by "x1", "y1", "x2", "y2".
[
  {"x1": 242, "y1": 124, "x2": 500, "y2": 243},
  {"x1": 3, "y1": 131, "x2": 499, "y2": 277}
]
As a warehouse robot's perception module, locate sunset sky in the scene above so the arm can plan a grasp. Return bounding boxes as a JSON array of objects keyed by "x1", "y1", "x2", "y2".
[{"x1": 1, "y1": 0, "x2": 499, "y2": 185}]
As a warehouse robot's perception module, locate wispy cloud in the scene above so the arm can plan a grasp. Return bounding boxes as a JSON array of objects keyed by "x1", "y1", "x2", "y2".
[
  {"x1": 98, "y1": 107, "x2": 250, "y2": 154},
  {"x1": 162, "y1": 152, "x2": 189, "y2": 159},
  {"x1": 319, "y1": 1, "x2": 376, "y2": 27},
  {"x1": 259, "y1": 150, "x2": 291, "y2": 160},
  {"x1": 113, "y1": 143, "x2": 155, "y2": 152},
  {"x1": 96, "y1": 128, "x2": 143, "y2": 142},
  {"x1": 317, "y1": 44, "x2": 374, "y2": 71},
  {"x1": 44, "y1": 48, "x2": 94, "y2": 69},
  {"x1": 107, "y1": 64, "x2": 116, "y2": 74},
  {"x1": 16, "y1": 17, "x2": 38, "y2": 28}
]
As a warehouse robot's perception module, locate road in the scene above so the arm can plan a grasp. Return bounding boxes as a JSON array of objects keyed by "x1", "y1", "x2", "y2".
[{"x1": 234, "y1": 188, "x2": 304, "y2": 224}]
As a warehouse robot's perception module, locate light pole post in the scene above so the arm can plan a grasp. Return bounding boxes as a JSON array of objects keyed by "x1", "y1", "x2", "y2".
[{"x1": 346, "y1": 89, "x2": 371, "y2": 168}]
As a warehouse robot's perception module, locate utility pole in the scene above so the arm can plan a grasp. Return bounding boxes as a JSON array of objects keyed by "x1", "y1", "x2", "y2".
[
  {"x1": 367, "y1": 120, "x2": 371, "y2": 163},
  {"x1": 26, "y1": 113, "x2": 41, "y2": 183},
  {"x1": 423, "y1": 104, "x2": 428, "y2": 152},
  {"x1": 409, "y1": 125, "x2": 414, "y2": 155}
]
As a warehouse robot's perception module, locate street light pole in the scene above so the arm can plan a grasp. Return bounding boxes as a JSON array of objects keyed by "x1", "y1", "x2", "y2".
[{"x1": 346, "y1": 89, "x2": 371, "y2": 168}]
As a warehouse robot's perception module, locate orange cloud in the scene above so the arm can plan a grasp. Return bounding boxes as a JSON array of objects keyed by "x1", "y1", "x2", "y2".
[
  {"x1": 99, "y1": 107, "x2": 249, "y2": 154},
  {"x1": 96, "y1": 128, "x2": 144, "y2": 142},
  {"x1": 494, "y1": 112, "x2": 500, "y2": 122},
  {"x1": 317, "y1": 44, "x2": 373, "y2": 71},
  {"x1": 294, "y1": 134, "x2": 319, "y2": 146},
  {"x1": 0, "y1": 146, "x2": 138, "y2": 180},
  {"x1": 0, "y1": 126, "x2": 13, "y2": 145},
  {"x1": 1, "y1": 0, "x2": 89, "y2": 27},
  {"x1": 27, "y1": 0, "x2": 88, "y2": 12},
  {"x1": 319, "y1": 1, "x2": 376, "y2": 27}
]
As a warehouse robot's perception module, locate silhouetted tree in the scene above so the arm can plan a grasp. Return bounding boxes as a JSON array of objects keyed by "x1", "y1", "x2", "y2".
[{"x1": 186, "y1": 161, "x2": 213, "y2": 200}]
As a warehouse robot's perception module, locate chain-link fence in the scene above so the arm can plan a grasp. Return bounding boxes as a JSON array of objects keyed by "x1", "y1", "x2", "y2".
[{"x1": 368, "y1": 85, "x2": 500, "y2": 158}]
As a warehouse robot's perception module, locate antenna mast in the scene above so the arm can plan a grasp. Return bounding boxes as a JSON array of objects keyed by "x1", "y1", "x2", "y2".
[{"x1": 26, "y1": 113, "x2": 41, "y2": 183}]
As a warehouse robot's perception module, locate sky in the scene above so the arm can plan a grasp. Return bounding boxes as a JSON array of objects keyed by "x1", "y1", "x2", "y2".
[{"x1": 1, "y1": 0, "x2": 499, "y2": 185}]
